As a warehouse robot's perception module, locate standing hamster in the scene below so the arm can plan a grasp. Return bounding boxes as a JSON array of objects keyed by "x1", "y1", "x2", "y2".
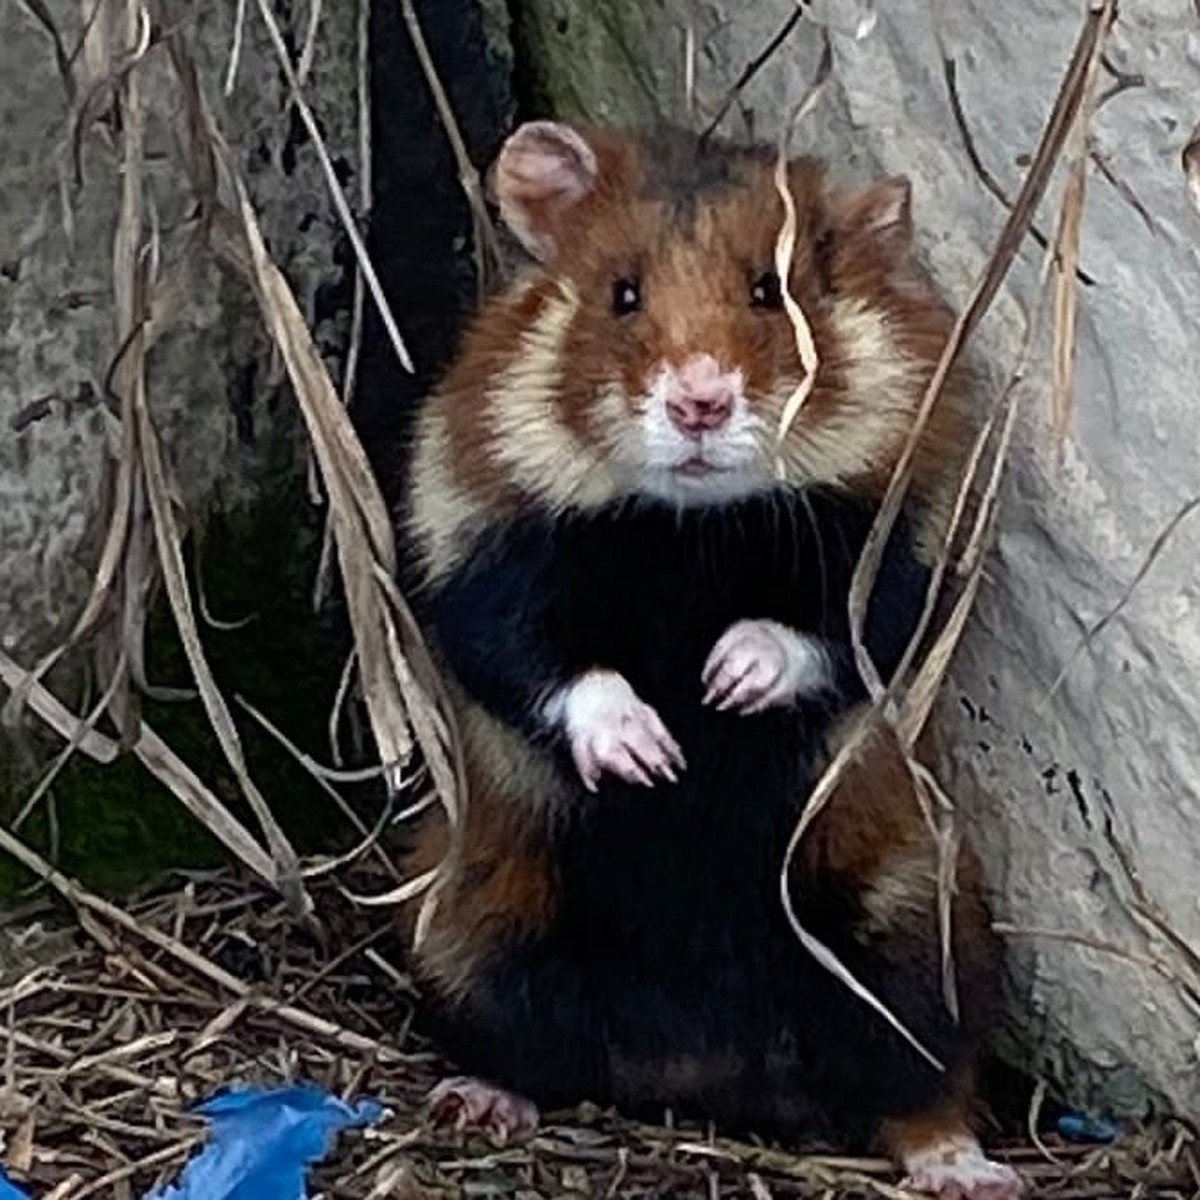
[{"x1": 395, "y1": 120, "x2": 1021, "y2": 1200}]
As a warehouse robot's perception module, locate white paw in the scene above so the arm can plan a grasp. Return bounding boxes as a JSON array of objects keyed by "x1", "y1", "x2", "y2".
[
  {"x1": 701, "y1": 619, "x2": 830, "y2": 713},
  {"x1": 903, "y1": 1138, "x2": 1024, "y2": 1200},
  {"x1": 427, "y1": 1076, "x2": 539, "y2": 1142},
  {"x1": 543, "y1": 670, "x2": 685, "y2": 792}
]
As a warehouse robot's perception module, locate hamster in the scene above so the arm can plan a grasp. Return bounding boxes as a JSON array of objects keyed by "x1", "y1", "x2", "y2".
[{"x1": 394, "y1": 120, "x2": 1022, "y2": 1200}]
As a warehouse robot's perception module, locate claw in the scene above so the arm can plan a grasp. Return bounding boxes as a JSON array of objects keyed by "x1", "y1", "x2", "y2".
[
  {"x1": 548, "y1": 670, "x2": 685, "y2": 790},
  {"x1": 427, "y1": 1076, "x2": 539, "y2": 1143},
  {"x1": 702, "y1": 620, "x2": 830, "y2": 713}
]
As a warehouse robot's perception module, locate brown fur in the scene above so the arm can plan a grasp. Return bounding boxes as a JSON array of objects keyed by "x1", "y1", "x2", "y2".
[
  {"x1": 797, "y1": 712, "x2": 998, "y2": 1156},
  {"x1": 404, "y1": 125, "x2": 972, "y2": 589},
  {"x1": 397, "y1": 122, "x2": 1002, "y2": 1179},
  {"x1": 878, "y1": 1083, "x2": 981, "y2": 1160},
  {"x1": 402, "y1": 702, "x2": 560, "y2": 999}
]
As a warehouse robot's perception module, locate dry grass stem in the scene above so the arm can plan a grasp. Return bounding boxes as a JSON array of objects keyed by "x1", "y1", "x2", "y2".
[
  {"x1": 0, "y1": 650, "x2": 119, "y2": 764},
  {"x1": 223, "y1": 0, "x2": 248, "y2": 94},
  {"x1": 11, "y1": 651, "x2": 132, "y2": 832},
  {"x1": 1039, "y1": 495, "x2": 1200, "y2": 710},
  {"x1": 296, "y1": 0, "x2": 324, "y2": 86},
  {"x1": 233, "y1": 692, "x2": 387, "y2": 785},
  {"x1": 330, "y1": 647, "x2": 359, "y2": 768},
  {"x1": 1026, "y1": 1078, "x2": 1061, "y2": 1165},
  {"x1": 1049, "y1": 26, "x2": 1107, "y2": 459},
  {"x1": 399, "y1": 0, "x2": 501, "y2": 297},
  {"x1": 701, "y1": 5, "x2": 805, "y2": 142},
  {"x1": 772, "y1": 31, "x2": 832, "y2": 459},
  {"x1": 251, "y1": 0, "x2": 414, "y2": 374},
  {"x1": 683, "y1": 23, "x2": 697, "y2": 120},
  {"x1": 773, "y1": 0, "x2": 1117, "y2": 1060}
]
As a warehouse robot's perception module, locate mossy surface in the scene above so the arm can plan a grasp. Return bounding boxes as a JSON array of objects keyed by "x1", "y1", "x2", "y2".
[
  {"x1": 0, "y1": 479, "x2": 370, "y2": 904},
  {"x1": 512, "y1": 0, "x2": 669, "y2": 127}
]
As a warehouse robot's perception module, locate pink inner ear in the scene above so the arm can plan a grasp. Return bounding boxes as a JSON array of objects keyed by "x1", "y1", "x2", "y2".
[
  {"x1": 857, "y1": 176, "x2": 912, "y2": 235},
  {"x1": 497, "y1": 121, "x2": 597, "y2": 206}
]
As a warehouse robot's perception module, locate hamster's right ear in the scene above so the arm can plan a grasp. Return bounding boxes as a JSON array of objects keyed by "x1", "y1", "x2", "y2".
[{"x1": 493, "y1": 121, "x2": 599, "y2": 262}]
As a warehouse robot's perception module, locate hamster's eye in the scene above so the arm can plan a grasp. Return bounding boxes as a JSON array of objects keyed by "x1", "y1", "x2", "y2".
[
  {"x1": 750, "y1": 271, "x2": 783, "y2": 310},
  {"x1": 612, "y1": 278, "x2": 642, "y2": 316}
]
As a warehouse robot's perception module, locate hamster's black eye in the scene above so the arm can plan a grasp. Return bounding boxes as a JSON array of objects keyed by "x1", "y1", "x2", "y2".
[
  {"x1": 750, "y1": 271, "x2": 783, "y2": 310},
  {"x1": 612, "y1": 278, "x2": 642, "y2": 316}
]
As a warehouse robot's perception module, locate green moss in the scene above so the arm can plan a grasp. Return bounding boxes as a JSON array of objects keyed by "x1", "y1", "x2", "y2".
[
  {"x1": 0, "y1": 477, "x2": 374, "y2": 904},
  {"x1": 512, "y1": 0, "x2": 669, "y2": 127}
]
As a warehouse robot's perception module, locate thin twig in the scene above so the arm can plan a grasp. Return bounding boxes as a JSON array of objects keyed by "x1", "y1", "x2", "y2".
[
  {"x1": 701, "y1": 5, "x2": 805, "y2": 142},
  {"x1": 1039, "y1": 496, "x2": 1200, "y2": 709},
  {"x1": 252, "y1": 0, "x2": 414, "y2": 373},
  {"x1": 399, "y1": 0, "x2": 501, "y2": 298}
]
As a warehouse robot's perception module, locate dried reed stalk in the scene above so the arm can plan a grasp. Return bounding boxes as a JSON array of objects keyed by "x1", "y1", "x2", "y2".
[{"x1": 771, "y1": 0, "x2": 1118, "y2": 1064}]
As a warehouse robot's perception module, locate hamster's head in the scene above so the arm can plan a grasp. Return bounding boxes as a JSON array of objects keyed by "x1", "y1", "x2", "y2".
[{"x1": 450, "y1": 121, "x2": 965, "y2": 514}]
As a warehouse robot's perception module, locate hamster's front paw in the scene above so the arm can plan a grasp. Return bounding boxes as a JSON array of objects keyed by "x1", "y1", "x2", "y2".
[
  {"x1": 545, "y1": 669, "x2": 685, "y2": 792},
  {"x1": 702, "y1": 619, "x2": 830, "y2": 713}
]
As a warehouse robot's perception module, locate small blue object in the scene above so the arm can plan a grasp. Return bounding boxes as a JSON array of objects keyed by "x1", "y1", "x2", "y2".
[
  {"x1": 1057, "y1": 1111, "x2": 1122, "y2": 1144},
  {"x1": 0, "y1": 1168, "x2": 31, "y2": 1200},
  {"x1": 144, "y1": 1083, "x2": 385, "y2": 1200}
]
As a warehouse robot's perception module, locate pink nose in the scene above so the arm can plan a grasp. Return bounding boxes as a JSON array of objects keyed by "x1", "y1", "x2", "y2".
[{"x1": 666, "y1": 391, "x2": 734, "y2": 433}]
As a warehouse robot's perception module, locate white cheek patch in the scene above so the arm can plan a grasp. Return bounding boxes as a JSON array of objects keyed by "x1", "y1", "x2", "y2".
[
  {"x1": 484, "y1": 285, "x2": 617, "y2": 513},
  {"x1": 770, "y1": 297, "x2": 929, "y2": 490}
]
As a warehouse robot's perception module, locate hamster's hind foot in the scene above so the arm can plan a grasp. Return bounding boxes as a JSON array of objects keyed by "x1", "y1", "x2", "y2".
[
  {"x1": 901, "y1": 1135, "x2": 1024, "y2": 1200},
  {"x1": 427, "y1": 1075, "x2": 540, "y2": 1143}
]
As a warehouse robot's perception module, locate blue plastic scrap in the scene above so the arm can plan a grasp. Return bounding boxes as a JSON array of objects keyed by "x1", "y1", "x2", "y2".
[
  {"x1": 1057, "y1": 1111, "x2": 1122, "y2": 1144},
  {"x1": 0, "y1": 1168, "x2": 31, "y2": 1200},
  {"x1": 145, "y1": 1084, "x2": 385, "y2": 1200}
]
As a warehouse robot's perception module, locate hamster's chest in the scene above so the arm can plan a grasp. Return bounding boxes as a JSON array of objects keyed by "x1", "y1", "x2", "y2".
[{"x1": 547, "y1": 495, "x2": 861, "y2": 721}]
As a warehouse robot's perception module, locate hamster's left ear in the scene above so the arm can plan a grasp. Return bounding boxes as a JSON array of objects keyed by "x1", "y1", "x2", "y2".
[
  {"x1": 830, "y1": 176, "x2": 913, "y2": 264},
  {"x1": 491, "y1": 120, "x2": 599, "y2": 262}
]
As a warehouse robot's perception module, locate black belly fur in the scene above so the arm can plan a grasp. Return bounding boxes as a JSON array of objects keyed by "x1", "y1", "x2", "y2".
[{"x1": 418, "y1": 489, "x2": 970, "y2": 1143}]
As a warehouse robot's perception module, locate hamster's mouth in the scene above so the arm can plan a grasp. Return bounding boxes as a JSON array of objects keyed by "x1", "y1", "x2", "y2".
[{"x1": 673, "y1": 456, "x2": 726, "y2": 478}]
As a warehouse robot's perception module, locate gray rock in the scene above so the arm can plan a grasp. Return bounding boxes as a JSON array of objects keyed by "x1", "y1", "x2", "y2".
[
  {"x1": 0, "y1": 1, "x2": 360, "y2": 664},
  {"x1": 517, "y1": 0, "x2": 1200, "y2": 1117}
]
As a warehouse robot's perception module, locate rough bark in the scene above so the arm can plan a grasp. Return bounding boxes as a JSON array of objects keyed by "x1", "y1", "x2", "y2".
[
  {"x1": 0, "y1": 2, "x2": 364, "y2": 661},
  {"x1": 0, "y1": 0, "x2": 510, "y2": 892}
]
